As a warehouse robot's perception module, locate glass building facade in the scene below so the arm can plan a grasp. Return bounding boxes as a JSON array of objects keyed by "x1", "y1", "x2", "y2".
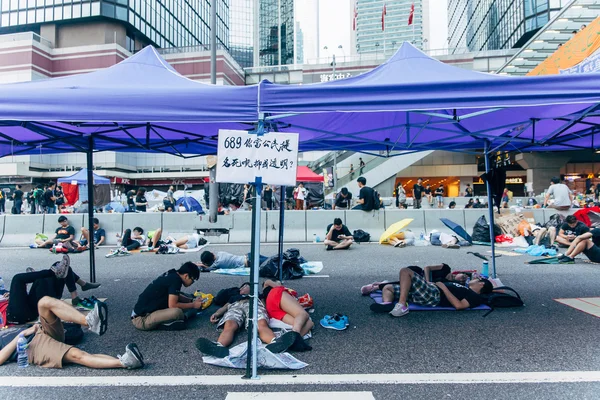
[
  {"x1": 259, "y1": 0, "x2": 294, "y2": 66},
  {"x1": 448, "y1": 0, "x2": 570, "y2": 52},
  {"x1": 355, "y1": 0, "x2": 423, "y2": 55},
  {"x1": 229, "y1": 0, "x2": 254, "y2": 68},
  {"x1": 0, "y1": 0, "x2": 229, "y2": 51}
]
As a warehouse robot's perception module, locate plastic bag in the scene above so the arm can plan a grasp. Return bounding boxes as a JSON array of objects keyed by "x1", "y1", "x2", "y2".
[
  {"x1": 471, "y1": 216, "x2": 503, "y2": 243},
  {"x1": 202, "y1": 340, "x2": 308, "y2": 370},
  {"x1": 495, "y1": 234, "x2": 513, "y2": 244}
]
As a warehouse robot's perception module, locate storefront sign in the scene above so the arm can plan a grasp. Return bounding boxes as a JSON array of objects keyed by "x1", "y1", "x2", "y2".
[
  {"x1": 216, "y1": 129, "x2": 299, "y2": 186},
  {"x1": 474, "y1": 177, "x2": 524, "y2": 184}
]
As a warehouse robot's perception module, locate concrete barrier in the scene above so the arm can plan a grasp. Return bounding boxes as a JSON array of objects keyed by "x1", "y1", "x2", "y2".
[
  {"x1": 229, "y1": 211, "x2": 266, "y2": 243},
  {"x1": 83, "y1": 213, "x2": 123, "y2": 245},
  {"x1": 194, "y1": 214, "x2": 233, "y2": 244},
  {"x1": 162, "y1": 212, "x2": 200, "y2": 238},
  {"x1": 306, "y1": 210, "x2": 346, "y2": 243},
  {"x1": 2, "y1": 214, "x2": 44, "y2": 247},
  {"x1": 265, "y1": 210, "x2": 307, "y2": 243},
  {"x1": 423, "y1": 210, "x2": 466, "y2": 234},
  {"x1": 345, "y1": 210, "x2": 386, "y2": 242}
]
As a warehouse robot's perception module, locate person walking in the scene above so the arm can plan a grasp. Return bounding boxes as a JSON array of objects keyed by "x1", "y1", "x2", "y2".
[
  {"x1": 263, "y1": 184, "x2": 273, "y2": 210},
  {"x1": 293, "y1": 183, "x2": 307, "y2": 210},
  {"x1": 359, "y1": 158, "x2": 365, "y2": 175},
  {"x1": 349, "y1": 164, "x2": 355, "y2": 180},
  {"x1": 135, "y1": 188, "x2": 148, "y2": 212}
]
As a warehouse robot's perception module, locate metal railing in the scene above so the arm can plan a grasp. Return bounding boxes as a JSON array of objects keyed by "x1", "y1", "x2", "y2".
[
  {"x1": 157, "y1": 44, "x2": 228, "y2": 55},
  {"x1": 327, "y1": 155, "x2": 390, "y2": 195}
]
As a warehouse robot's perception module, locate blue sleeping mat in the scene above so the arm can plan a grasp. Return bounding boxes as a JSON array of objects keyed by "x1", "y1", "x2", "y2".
[{"x1": 369, "y1": 291, "x2": 491, "y2": 311}]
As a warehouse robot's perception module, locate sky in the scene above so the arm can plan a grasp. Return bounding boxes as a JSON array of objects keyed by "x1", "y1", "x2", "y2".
[{"x1": 296, "y1": 0, "x2": 449, "y2": 63}]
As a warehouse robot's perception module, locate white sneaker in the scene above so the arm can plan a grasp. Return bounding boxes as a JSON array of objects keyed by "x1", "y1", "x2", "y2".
[
  {"x1": 118, "y1": 343, "x2": 144, "y2": 369},
  {"x1": 85, "y1": 301, "x2": 108, "y2": 335},
  {"x1": 390, "y1": 303, "x2": 409, "y2": 317}
]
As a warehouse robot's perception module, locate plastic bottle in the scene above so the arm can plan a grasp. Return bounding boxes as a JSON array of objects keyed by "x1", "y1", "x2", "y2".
[
  {"x1": 313, "y1": 234, "x2": 317, "y2": 243},
  {"x1": 315, "y1": 235, "x2": 320, "y2": 243},
  {"x1": 419, "y1": 232, "x2": 425, "y2": 241},
  {"x1": 0, "y1": 276, "x2": 4, "y2": 291},
  {"x1": 17, "y1": 333, "x2": 29, "y2": 368},
  {"x1": 481, "y1": 261, "x2": 489, "y2": 278}
]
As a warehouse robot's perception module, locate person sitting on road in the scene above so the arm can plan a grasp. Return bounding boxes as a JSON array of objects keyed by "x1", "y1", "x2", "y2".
[
  {"x1": 131, "y1": 262, "x2": 202, "y2": 331},
  {"x1": 262, "y1": 279, "x2": 313, "y2": 351},
  {"x1": 559, "y1": 228, "x2": 600, "y2": 264},
  {"x1": 145, "y1": 228, "x2": 205, "y2": 250},
  {"x1": 195, "y1": 282, "x2": 298, "y2": 358},
  {"x1": 361, "y1": 264, "x2": 471, "y2": 297},
  {"x1": 5, "y1": 255, "x2": 101, "y2": 323},
  {"x1": 554, "y1": 215, "x2": 588, "y2": 248},
  {"x1": 196, "y1": 250, "x2": 267, "y2": 271},
  {"x1": 80, "y1": 218, "x2": 106, "y2": 250},
  {"x1": 0, "y1": 296, "x2": 144, "y2": 370},
  {"x1": 324, "y1": 218, "x2": 353, "y2": 250},
  {"x1": 114, "y1": 226, "x2": 146, "y2": 252},
  {"x1": 370, "y1": 266, "x2": 492, "y2": 316},
  {"x1": 33, "y1": 216, "x2": 79, "y2": 252}
]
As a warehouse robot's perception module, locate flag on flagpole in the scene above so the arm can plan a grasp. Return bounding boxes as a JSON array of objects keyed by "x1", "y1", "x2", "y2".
[
  {"x1": 353, "y1": 1, "x2": 358, "y2": 31},
  {"x1": 381, "y1": 3, "x2": 386, "y2": 31},
  {"x1": 408, "y1": 3, "x2": 414, "y2": 25}
]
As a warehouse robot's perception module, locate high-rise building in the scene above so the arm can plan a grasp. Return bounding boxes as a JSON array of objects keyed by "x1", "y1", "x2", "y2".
[
  {"x1": 259, "y1": 0, "x2": 295, "y2": 66},
  {"x1": 230, "y1": 0, "x2": 255, "y2": 68},
  {"x1": 295, "y1": 21, "x2": 304, "y2": 64},
  {"x1": 355, "y1": 0, "x2": 424, "y2": 55},
  {"x1": 448, "y1": 0, "x2": 570, "y2": 53},
  {"x1": 0, "y1": 0, "x2": 229, "y2": 52}
]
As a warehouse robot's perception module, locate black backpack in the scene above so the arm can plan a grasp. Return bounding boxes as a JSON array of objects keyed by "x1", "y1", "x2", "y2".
[
  {"x1": 482, "y1": 286, "x2": 524, "y2": 316},
  {"x1": 353, "y1": 229, "x2": 371, "y2": 242},
  {"x1": 372, "y1": 189, "x2": 381, "y2": 210}
]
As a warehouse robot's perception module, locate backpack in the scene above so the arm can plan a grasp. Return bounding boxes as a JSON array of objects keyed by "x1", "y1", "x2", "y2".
[
  {"x1": 63, "y1": 322, "x2": 84, "y2": 345},
  {"x1": 372, "y1": 189, "x2": 381, "y2": 210},
  {"x1": 482, "y1": 286, "x2": 524, "y2": 316},
  {"x1": 353, "y1": 229, "x2": 371, "y2": 242}
]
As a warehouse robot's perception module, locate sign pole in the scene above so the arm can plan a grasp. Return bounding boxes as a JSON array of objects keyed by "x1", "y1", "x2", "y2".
[
  {"x1": 86, "y1": 136, "x2": 96, "y2": 283},
  {"x1": 484, "y1": 140, "x2": 497, "y2": 278},
  {"x1": 278, "y1": 185, "x2": 285, "y2": 282}
]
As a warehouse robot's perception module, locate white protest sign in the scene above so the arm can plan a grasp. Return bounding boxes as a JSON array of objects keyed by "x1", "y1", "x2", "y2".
[{"x1": 216, "y1": 130, "x2": 299, "y2": 186}]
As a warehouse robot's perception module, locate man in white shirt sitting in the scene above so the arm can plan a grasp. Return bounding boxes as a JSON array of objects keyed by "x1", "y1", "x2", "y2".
[{"x1": 544, "y1": 177, "x2": 572, "y2": 211}]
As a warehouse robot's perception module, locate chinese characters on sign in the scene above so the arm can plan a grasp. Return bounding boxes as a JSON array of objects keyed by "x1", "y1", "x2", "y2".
[
  {"x1": 216, "y1": 130, "x2": 299, "y2": 186},
  {"x1": 320, "y1": 72, "x2": 352, "y2": 82}
]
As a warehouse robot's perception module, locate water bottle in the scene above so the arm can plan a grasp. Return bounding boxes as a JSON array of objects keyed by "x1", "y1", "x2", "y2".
[
  {"x1": 0, "y1": 276, "x2": 4, "y2": 291},
  {"x1": 315, "y1": 235, "x2": 320, "y2": 243},
  {"x1": 481, "y1": 261, "x2": 489, "y2": 278},
  {"x1": 17, "y1": 333, "x2": 29, "y2": 368},
  {"x1": 313, "y1": 234, "x2": 317, "y2": 243},
  {"x1": 419, "y1": 232, "x2": 425, "y2": 241}
]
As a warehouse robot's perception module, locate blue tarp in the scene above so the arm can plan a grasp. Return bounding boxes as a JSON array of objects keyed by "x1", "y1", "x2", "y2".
[{"x1": 57, "y1": 168, "x2": 110, "y2": 185}]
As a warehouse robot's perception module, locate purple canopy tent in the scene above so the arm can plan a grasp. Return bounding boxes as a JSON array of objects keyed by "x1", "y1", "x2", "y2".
[{"x1": 0, "y1": 46, "x2": 260, "y2": 282}]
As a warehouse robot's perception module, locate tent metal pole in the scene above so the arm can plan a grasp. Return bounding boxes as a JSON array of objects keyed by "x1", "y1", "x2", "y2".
[
  {"x1": 208, "y1": 0, "x2": 218, "y2": 224},
  {"x1": 245, "y1": 176, "x2": 262, "y2": 380},
  {"x1": 86, "y1": 136, "x2": 96, "y2": 283},
  {"x1": 278, "y1": 185, "x2": 285, "y2": 282},
  {"x1": 483, "y1": 140, "x2": 497, "y2": 278}
]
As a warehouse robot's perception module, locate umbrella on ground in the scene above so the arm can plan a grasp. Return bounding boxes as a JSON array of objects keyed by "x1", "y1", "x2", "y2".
[
  {"x1": 440, "y1": 218, "x2": 473, "y2": 244},
  {"x1": 379, "y1": 218, "x2": 413, "y2": 244}
]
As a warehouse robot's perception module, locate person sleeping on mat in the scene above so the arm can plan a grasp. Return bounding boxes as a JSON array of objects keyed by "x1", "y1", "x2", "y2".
[
  {"x1": 369, "y1": 266, "x2": 493, "y2": 317},
  {"x1": 361, "y1": 264, "x2": 474, "y2": 296}
]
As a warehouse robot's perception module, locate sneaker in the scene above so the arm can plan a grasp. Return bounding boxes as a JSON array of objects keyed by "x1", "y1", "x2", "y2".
[
  {"x1": 288, "y1": 331, "x2": 312, "y2": 352},
  {"x1": 118, "y1": 343, "x2": 145, "y2": 369},
  {"x1": 81, "y1": 282, "x2": 101, "y2": 291},
  {"x1": 370, "y1": 302, "x2": 395, "y2": 313},
  {"x1": 390, "y1": 303, "x2": 409, "y2": 317},
  {"x1": 50, "y1": 254, "x2": 70, "y2": 279},
  {"x1": 71, "y1": 297, "x2": 83, "y2": 307},
  {"x1": 195, "y1": 338, "x2": 229, "y2": 358},
  {"x1": 326, "y1": 245, "x2": 334, "y2": 251},
  {"x1": 558, "y1": 256, "x2": 575, "y2": 264},
  {"x1": 85, "y1": 301, "x2": 108, "y2": 336},
  {"x1": 118, "y1": 247, "x2": 131, "y2": 256},
  {"x1": 105, "y1": 249, "x2": 120, "y2": 258},
  {"x1": 158, "y1": 320, "x2": 186, "y2": 331},
  {"x1": 266, "y1": 331, "x2": 297, "y2": 353},
  {"x1": 29, "y1": 244, "x2": 37, "y2": 249},
  {"x1": 319, "y1": 315, "x2": 347, "y2": 330}
]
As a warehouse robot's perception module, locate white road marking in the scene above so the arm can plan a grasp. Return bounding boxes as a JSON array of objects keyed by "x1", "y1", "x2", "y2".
[
  {"x1": 2, "y1": 371, "x2": 600, "y2": 388},
  {"x1": 226, "y1": 392, "x2": 375, "y2": 400},
  {"x1": 304, "y1": 275, "x2": 330, "y2": 278}
]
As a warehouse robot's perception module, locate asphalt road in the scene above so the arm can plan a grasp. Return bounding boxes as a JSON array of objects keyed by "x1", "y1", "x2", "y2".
[{"x1": 0, "y1": 242, "x2": 599, "y2": 399}]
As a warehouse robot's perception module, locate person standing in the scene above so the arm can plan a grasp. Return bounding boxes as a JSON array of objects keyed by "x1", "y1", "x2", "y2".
[
  {"x1": 359, "y1": 158, "x2": 365, "y2": 175},
  {"x1": 0, "y1": 188, "x2": 5, "y2": 214},
  {"x1": 167, "y1": 185, "x2": 175, "y2": 204},
  {"x1": 349, "y1": 164, "x2": 355, "y2": 180},
  {"x1": 263, "y1": 185, "x2": 273, "y2": 210},
  {"x1": 44, "y1": 182, "x2": 57, "y2": 214},
  {"x1": 12, "y1": 185, "x2": 23, "y2": 214},
  {"x1": 294, "y1": 183, "x2": 307, "y2": 210},
  {"x1": 435, "y1": 184, "x2": 444, "y2": 208},
  {"x1": 412, "y1": 178, "x2": 424, "y2": 209},
  {"x1": 543, "y1": 177, "x2": 572, "y2": 211},
  {"x1": 27, "y1": 190, "x2": 36, "y2": 214},
  {"x1": 465, "y1": 183, "x2": 473, "y2": 197},
  {"x1": 396, "y1": 183, "x2": 406, "y2": 208},
  {"x1": 135, "y1": 188, "x2": 148, "y2": 212}
]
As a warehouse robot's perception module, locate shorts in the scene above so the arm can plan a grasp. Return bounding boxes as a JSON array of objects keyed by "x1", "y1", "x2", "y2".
[
  {"x1": 584, "y1": 244, "x2": 600, "y2": 263},
  {"x1": 186, "y1": 234, "x2": 198, "y2": 249},
  {"x1": 265, "y1": 286, "x2": 287, "y2": 321},
  {"x1": 406, "y1": 272, "x2": 440, "y2": 306},
  {"x1": 217, "y1": 299, "x2": 268, "y2": 330},
  {"x1": 28, "y1": 315, "x2": 73, "y2": 368},
  {"x1": 436, "y1": 195, "x2": 443, "y2": 202}
]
